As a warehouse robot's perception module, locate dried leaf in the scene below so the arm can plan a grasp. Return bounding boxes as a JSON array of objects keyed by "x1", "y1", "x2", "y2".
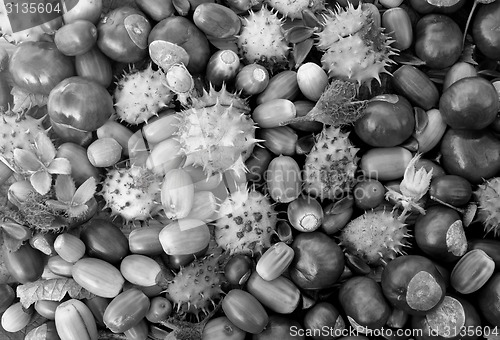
[
  {"x1": 459, "y1": 35, "x2": 478, "y2": 66},
  {"x1": 54, "y1": 175, "x2": 76, "y2": 204},
  {"x1": 292, "y1": 38, "x2": 314, "y2": 69},
  {"x1": 393, "y1": 52, "x2": 427, "y2": 66},
  {"x1": 30, "y1": 171, "x2": 51, "y2": 195},
  {"x1": 34, "y1": 133, "x2": 56, "y2": 165},
  {"x1": 14, "y1": 149, "x2": 42, "y2": 173},
  {"x1": 282, "y1": 79, "x2": 367, "y2": 126},
  {"x1": 47, "y1": 158, "x2": 71, "y2": 175},
  {"x1": 10, "y1": 86, "x2": 48, "y2": 113},
  {"x1": 16, "y1": 278, "x2": 94, "y2": 308},
  {"x1": 72, "y1": 177, "x2": 97, "y2": 206}
]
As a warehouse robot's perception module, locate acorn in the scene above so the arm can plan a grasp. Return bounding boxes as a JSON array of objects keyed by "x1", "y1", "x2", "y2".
[
  {"x1": 443, "y1": 61, "x2": 477, "y2": 91},
  {"x1": 224, "y1": 254, "x2": 253, "y2": 286},
  {"x1": 235, "y1": 63, "x2": 269, "y2": 95},
  {"x1": 72, "y1": 258, "x2": 125, "y2": 298},
  {"x1": 1, "y1": 302, "x2": 33, "y2": 333},
  {"x1": 258, "y1": 126, "x2": 298, "y2": 156},
  {"x1": 287, "y1": 196, "x2": 324, "y2": 232},
  {"x1": 266, "y1": 155, "x2": 301, "y2": 203},
  {"x1": 382, "y1": 7, "x2": 413, "y2": 50},
  {"x1": 202, "y1": 316, "x2": 246, "y2": 340},
  {"x1": 47, "y1": 255, "x2": 74, "y2": 277},
  {"x1": 412, "y1": 108, "x2": 447, "y2": 153},
  {"x1": 54, "y1": 233, "x2": 86, "y2": 264},
  {"x1": 158, "y1": 219, "x2": 210, "y2": 255},
  {"x1": 86, "y1": 137, "x2": 122, "y2": 167},
  {"x1": 161, "y1": 168, "x2": 194, "y2": 219},
  {"x1": 256, "y1": 70, "x2": 300, "y2": 105},
  {"x1": 245, "y1": 147, "x2": 273, "y2": 183},
  {"x1": 360, "y1": 147, "x2": 413, "y2": 181},
  {"x1": 247, "y1": 272, "x2": 300, "y2": 314},
  {"x1": 193, "y1": 3, "x2": 241, "y2": 39},
  {"x1": 186, "y1": 191, "x2": 218, "y2": 222},
  {"x1": 141, "y1": 110, "x2": 179, "y2": 144},
  {"x1": 206, "y1": 49, "x2": 240, "y2": 88},
  {"x1": 146, "y1": 138, "x2": 185, "y2": 176},
  {"x1": 252, "y1": 99, "x2": 296, "y2": 128},
  {"x1": 392, "y1": 65, "x2": 439, "y2": 110},
  {"x1": 103, "y1": 289, "x2": 150, "y2": 334},
  {"x1": 128, "y1": 225, "x2": 164, "y2": 256},
  {"x1": 296, "y1": 62, "x2": 328, "y2": 101},
  {"x1": 120, "y1": 255, "x2": 163, "y2": 287},
  {"x1": 256, "y1": 242, "x2": 295, "y2": 281},
  {"x1": 450, "y1": 249, "x2": 495, "y2": 294},
  {"x1": 429, "y1": 175, "x2": 472, "y2": 207},
  {"x1": 35, "y1": 300, "x2": 60, "y2": 320}
]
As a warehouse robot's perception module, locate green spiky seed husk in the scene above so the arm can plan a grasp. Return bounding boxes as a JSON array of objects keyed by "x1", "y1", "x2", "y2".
[
  {"x1": 114, "y1": 64, "x2": 174, "y2": 125},
  {"x1": 265, "y1": 0, "x2": 324, "y2": 19},
  {"x1": 215, "y1": 189, "x2": 277, "y2": 255},
  {"x1": 303, "y1": 126, "x2": 359, "y2": 201},
  {"x1": 339, "y1": 209, "x2": 409, "y2": 266},
  {"x1": 475, "y1": 177, "x2": 500, "y2": 237},
  {"x1": 237, "y1": 7, "x2": 290, "y2": 72},
  {"x1": 175, "y1": 87, "x2": 257, "y2": 177},
  {"x1": 100, "y1": 166, "x2": 161, "y2": 221},
  {"x1": 316, "y1": 3, "x2": 397, "y2": 87},
  {"x1": 0, "y1": 112, "x2": 45, "y2": 168},
  {"x1": 166, "y1": 251, "x2": 226, "y2": 320}
]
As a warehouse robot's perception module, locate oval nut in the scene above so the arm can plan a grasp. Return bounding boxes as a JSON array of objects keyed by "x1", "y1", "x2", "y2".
[
  {"x1": 146, "y1": 138, "x2": 185, "y2": 176},
  {"x1": 287, "y1": 196, "x2": 324, "y2": 232},
  {"x1": 429, "y1": 175, "x2": 472, "y2": 207},
  {"x1": 1, "y1": 302, "x2": 33, "y2": 333},
  {"x1": 161, "y1": 168, "x2": 194, "y2": 219},
  {"x1": 142, "y1": 110, "x2": 179, "y2": 144},
  {"x1": 55, "y1": 299, "x2": 98, "y2": 340},
  {"x1": 258, "y1": 126, "x2": 298, "y2": 156},
  {"x1": 413, "y1": 108, "x2": 447, "y2": 153},
  {"x1": 256, "y1": 70, "x2": 300, "y2": 105},
  {"x1": 256, "y1": 242, "x2": 295, "y2": 281},
  {"x1": 235, "y1": 64, "x2": 269, "y2": 95},
  {"x1": 128, "y1": 225, "x2": 164, "y2": 256},
  {"x1": 72, "y1": 258, "x2": 125, "y2": 298},
  {"x1": 206, "y1": 49, "x2": 240, "y2": 88},
  {"x1": 450, "y1": 249, "x2": 495, "y2": 294},
  {"x1": 159, "y1": 219, "x2": 210, "y2": 255},
  {"x1": 193, "y1": 3, "x2": 241, "y2": 39},
  {"x1": 360, "y1": 147, "x2": 413, "y2": 181},
  {"x1": 87, "y1": 137, "x2": 122, "y2": 167},
  {"x1": 54, "y1": 233, "x2": 86, "y2": 263},
  {"x1": 266, "y1": 155, "x2": 301, "y2": 203},
  {"x1": 103, "y1": 288, "x2": 150, "y2": 334},
  {"x1": 382, "y1": 7, "x2": 413, "y2": 50},
  {"x1": 297, "y1": 62, "x2": 328, "y2": 101},
  {"x1": 247, "y1": 271, "x2": 301, "y2": 314},
  {"x1": 392, "y1": 65, "x2": 439, "y2": 110},
  {"x1": 120, "y1": 255, "x2": 163, "y2": 287},
  {"x1": 252, "y1": 99, "x2": 296, "y2": 128}
]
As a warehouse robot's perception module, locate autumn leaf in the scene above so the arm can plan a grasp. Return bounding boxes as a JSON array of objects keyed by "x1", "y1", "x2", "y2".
[
  {"x1": 10, "y1": 86, "x2": 48, "y2": 113},
  {"x1": 16, "y1": 278, "x2": 95, "y2": 308},
  {"x1": 46, "y1": 175, "x2": 97, "y2": 218}
]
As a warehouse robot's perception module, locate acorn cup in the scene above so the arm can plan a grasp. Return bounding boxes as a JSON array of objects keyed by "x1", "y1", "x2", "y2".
[
  {"x1": 392, "y1": 65, "x2": 439, "y2": 110},
  {"x1": 287, "y1": 196, "x2": 324, "y2": 232},
  {"x1": 382, "y1": 7, "x2": 413, "y2": 50}
]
